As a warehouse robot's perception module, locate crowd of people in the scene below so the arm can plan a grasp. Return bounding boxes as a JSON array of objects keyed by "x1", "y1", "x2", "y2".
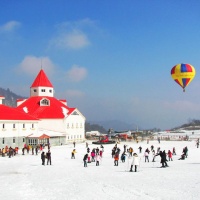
[
  {"x1": 0, "y1": 146, "x2": 18, "y2": 157},
  {"x1": 1, "y1": 138, "x2": 198, "y2": 172},
  {"x1": 78, "y1": 138, "x2": 197, "y2": 171}
]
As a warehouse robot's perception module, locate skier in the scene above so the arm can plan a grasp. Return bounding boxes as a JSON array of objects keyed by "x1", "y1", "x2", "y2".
[{"x1": 130, "y1": 153, "x2": 139, "y2": 172}]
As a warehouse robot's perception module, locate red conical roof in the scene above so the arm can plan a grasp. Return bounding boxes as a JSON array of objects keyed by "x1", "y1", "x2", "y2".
[{"x1": 31, "y1": 69, "x2": 53, "y2": 88}]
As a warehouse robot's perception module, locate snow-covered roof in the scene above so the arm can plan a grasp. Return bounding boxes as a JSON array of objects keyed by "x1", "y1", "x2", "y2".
[{"x1": 16, "y1": 96, "x2": 75, "y2": 119}]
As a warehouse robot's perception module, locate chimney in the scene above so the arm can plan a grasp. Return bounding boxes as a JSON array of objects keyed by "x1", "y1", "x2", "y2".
[{"x1": 0, "y1": 96, "x2": 5, "y2": 105}]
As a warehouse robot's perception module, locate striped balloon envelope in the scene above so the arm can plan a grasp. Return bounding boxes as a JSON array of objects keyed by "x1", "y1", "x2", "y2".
[{"x1": 171, "y1": 63, "x2": 195, "y2": 92}]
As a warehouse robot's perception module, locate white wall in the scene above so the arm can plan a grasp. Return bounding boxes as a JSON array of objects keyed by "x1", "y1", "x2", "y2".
[
  {"x1": 0, "y1": 121, "x2": 38, "y2": 137},
  {"x1": 30, "y1": 86, "x2": 54, "y2": 97},
  {"x1": 64, "y1": 113, "x2": 85, "y2": 143}
]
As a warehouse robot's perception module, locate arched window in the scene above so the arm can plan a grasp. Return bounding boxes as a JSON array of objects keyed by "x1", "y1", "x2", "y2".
[{"x1": 40, "y1": 98, "x2": 50, "y2": 106}]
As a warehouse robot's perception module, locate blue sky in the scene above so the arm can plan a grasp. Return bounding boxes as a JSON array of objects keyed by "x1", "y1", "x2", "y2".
[{"x1": 1, "y1": 0, "x2": 200, "y2": 130}]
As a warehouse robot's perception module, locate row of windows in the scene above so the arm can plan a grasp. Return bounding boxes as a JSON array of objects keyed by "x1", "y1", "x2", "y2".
[
  {"x1": 2, "y1": 137, "x2": 25, "y2": 144},
  {"x1": 28, "y1": 139, "x2": 49, "y2": 146},
  {"x1": 67, "y1": 123, "x2": 83, "y2": 129},
  {"x1": 2, "y1": 124, "x2": 35, "y2": 129},
  {"x1": 67, "y1": 135, "x2": 82, "y2": 140},
  {"x1": 33, "y1": 89, "x2": 52, "y2": 93}
]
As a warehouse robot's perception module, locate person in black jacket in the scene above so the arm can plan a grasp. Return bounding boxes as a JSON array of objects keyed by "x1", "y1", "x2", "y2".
[
  {"x1": 183, "y1": 146, "x2": 188, "y2": 158},
  {"x1": 83, "y1": 154, "x2": 88, "y2": 167},
  {"x1": 46, "y1": 150, "x2": 51, "y2": 165},
  {"x1": 156, "y1": 150, "x2": 168, "y2": 168},
  {"x1": 41, "y1": 152, "x2": 46, "y2": 165}
]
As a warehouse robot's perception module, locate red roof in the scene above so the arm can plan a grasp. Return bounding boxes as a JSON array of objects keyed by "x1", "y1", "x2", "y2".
[
  {"x1": 16, "y1": 96, "x2": 75, "y2": 119},
  {"x1": 27, "y1": 134, "x2": 50, "y2": 139},
  {"x1": 0, "y1": 104, "x2": 39, "y2": 120},
  {"x1": 39, "y1": 134, "x2": 50, "y2": 139},
  {"x1": 31, "y1": 69, "x2": 53, "y2": 88}
]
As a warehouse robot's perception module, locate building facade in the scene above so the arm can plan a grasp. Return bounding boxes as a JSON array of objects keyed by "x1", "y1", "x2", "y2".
[{"x1": 0, "y1": 69, "x2": 86, "y2": 148}]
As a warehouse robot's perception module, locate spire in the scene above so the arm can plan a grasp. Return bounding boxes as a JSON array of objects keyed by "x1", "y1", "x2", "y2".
[{"x1": 31, "y1": 69, "x2": 53, "y2": 88}]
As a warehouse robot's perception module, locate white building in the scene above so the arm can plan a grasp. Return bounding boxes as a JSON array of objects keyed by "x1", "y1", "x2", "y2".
[{"x1": 0, "y1": 69, "x2": 86, "y2": 148}]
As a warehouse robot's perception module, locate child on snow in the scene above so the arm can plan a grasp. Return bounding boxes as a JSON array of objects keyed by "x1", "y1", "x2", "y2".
[
  {"x1": 114, "y1": 153, "x2": 119, "y2": 166},
  {"x1": 71, "y1": 149, "x2": 76, "y2": 159},
  {"x1": 168, "y1": 150, "x2": 173, "y2": 161},
  {"x1": 121, "y1": 152, "x2": 126, "y2": 163},
  {"x1": 172, "y1": 147, "x2": 176, "y2": 155},
  {"x1": 96, "y1": 153, "x2": 101, "y2": 166}
]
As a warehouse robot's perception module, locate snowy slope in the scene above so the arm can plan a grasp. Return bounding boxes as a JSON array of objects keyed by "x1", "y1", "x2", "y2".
[{"x1": 0, "y1": 140, "x2": 200, "y2": 200}]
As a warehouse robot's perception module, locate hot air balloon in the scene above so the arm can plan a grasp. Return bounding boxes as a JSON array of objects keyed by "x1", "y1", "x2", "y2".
[{"x1": 171, "y1": 63, "x2": 195, "y2": 92}]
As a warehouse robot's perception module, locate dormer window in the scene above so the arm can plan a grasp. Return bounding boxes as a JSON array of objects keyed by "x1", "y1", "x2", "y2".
[
  {"x1": 49, "y1": 89, "x2": 52, "y2": 93},
  {"x1": 41, "y1": 89, "x2": 46, "y2": 92},
  {"x1": 40, "y1": 98, "x2": 50, "y2": 106},
  {"x1": 33, "y1": 89, "x2": 37, "y2": 92}
]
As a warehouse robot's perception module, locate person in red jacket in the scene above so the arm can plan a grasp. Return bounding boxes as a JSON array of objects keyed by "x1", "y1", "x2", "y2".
[{"x1": 168, "y1": 150, "x2": 173, "y2": 161}]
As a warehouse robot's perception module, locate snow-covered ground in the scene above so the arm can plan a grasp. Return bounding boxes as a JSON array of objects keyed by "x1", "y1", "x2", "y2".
[{"x1": 0, "y1": 140, "x2": 200, "y2": 200}]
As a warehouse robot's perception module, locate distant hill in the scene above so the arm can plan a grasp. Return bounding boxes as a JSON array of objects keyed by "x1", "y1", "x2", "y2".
[
  {"x1": 0, "y1": 87, "x2": 26, "y2": 107},
  {"x1": 89, "y1": 120, "x2": 137, "y2": 131},
  {"x1": 171, "y1": 119, "x2": 200, "y2": 131},
  {"x1": 85, "y1": 122, "x2": 107, "y2": 133}
]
